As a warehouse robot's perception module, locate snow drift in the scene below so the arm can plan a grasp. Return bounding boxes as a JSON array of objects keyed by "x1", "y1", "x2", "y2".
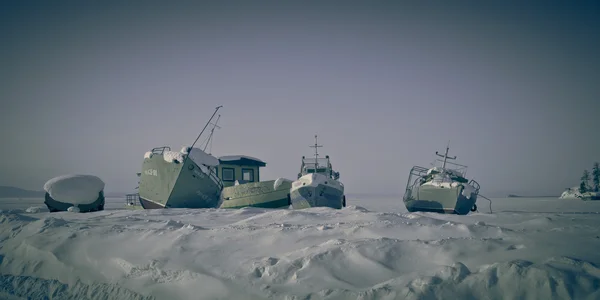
[{"x1": 1, "y1": 197, "x2": 600, "y2": 299}]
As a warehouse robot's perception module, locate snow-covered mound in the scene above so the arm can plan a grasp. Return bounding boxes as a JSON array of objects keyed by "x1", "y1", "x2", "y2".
[
  {"x1": 181, "y1": 146, "x2": 219, "y2": 167},
  {"x1": 25, "y1": 206, "x2": 43, "y2": 213},
  {"x1": 422, "y1": 168, "x2": 477, "y2": 198},
  {"x1": 427, "y1": 166, "x2": 464, "y2": 178},
  {"x1": 2, "y1": 197, "x2": 600, "y2": 299},
  {"x1": 274, "y1": 177, "x2": 292, "y2": 190},
  {"x1": 162, "y1": 150, "x2": 185, "y2": 163},
  {"x1": 460, "y1": 183, "x2": 477, "y2": 199},
  {"x1": 67, "y1": 205, "x2": 81, "y2": 212},
  {"x1": 560, "y1": 186, "x2": 599, "y2": 199},
  {"x1": 158, "y1": 146, "x2": 219, "y2": 167},
  {"x1": 43, "y1": 175, "x2": 105, "y2": 205}
]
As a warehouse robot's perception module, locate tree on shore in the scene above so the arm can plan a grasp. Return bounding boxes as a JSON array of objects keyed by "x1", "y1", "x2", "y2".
[
  {"x1": 593, "y1": 162, "x2": 600, "y2": 192},
  {"x1": 580, "y1": 170, "x2": 590, "y2": 193}
]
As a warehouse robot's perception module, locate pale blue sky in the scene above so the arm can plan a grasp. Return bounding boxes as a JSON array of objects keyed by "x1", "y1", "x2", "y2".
[{"x1": 1, "y1": 1, "x2": 599, "y2": 196}]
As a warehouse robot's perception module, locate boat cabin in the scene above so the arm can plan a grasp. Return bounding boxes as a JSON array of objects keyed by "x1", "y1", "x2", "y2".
[
  {"x1": 299, "y1": 155, "x2": 340, "y2": 180},
  {"x1": 217, "y1": 155, "x2": 266, "y2": 187}
]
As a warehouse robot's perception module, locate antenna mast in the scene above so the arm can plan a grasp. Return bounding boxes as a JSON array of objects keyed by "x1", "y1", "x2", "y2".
[
  {"x1": 435, "y1": 140, "x2": 456, "y2": 169},
  {"x1": 203, "y1": 114, "x2": 221, "y2": 154},
  {"x1": 183, "y1": 105, "x2": 223, "y2": 165},
  {"x1": 309, "y1": 134, "x2": 323, "y2": 168}
]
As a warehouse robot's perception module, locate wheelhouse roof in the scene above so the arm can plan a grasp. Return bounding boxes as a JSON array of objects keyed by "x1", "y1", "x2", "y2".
[{"x1": 218, "y1": 155, "x2": 267, "y2": 167}]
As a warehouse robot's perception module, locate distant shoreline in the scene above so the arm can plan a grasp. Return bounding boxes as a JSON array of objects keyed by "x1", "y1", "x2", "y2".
[
  {"x1": 0, "y1": 185, "x2": 126, "y2": 198},
  {"x1": 507, "y1": 195, "x2": 558, "y2": 198}
]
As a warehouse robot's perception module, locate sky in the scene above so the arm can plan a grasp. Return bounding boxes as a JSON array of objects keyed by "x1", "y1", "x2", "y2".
[{"x1": 1, "y1": 1, "x2": 599, "y2": 197}]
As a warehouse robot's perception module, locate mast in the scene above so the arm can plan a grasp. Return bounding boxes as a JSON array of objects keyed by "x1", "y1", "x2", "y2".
[
  {"x1": 435, "y1": 140, "x2": 456, "y2": 169},
  {"x1": 309, "y1": 134, "x2": 322, "y2": 168},
  {"x1": 203, "y1": 114, "x2": 221, "y2": 154},
  {"x1": 183, "y1": 105, "x2": 223, "y2": 165}
]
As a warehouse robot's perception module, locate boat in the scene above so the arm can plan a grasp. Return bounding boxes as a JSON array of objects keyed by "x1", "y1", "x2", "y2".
[
  {"x1": 289, "y1": 135, "x2": 346, "y2": 209},
  {"x1": 43, "y1": 174, "x2": 105, "y2": 213},
  {"x1": 218, "y1": 155, "x2": 293, "y2": 209},
  {"x1": 137, "y1": 106, "x2": 224, "y2": 209},
  {"x1": 187, "y1": 114, "x2": 293, "y2": 210},
  {"x1": 403, "y1": 144, "x2": 480, "y2": 215}
]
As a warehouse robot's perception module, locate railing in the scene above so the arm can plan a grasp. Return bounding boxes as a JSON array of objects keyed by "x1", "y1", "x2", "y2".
[
  {"x1": 207, "y1": 167, "x2": 224, "y2": 190},
  {"x1": 125, "y1": 193, "x2": 139, "y2": 206},
  {"x1": 432, "y1": 159, "x2": 468, "y2": 177},
  {"x1": 403, "y1": 166, "x2": 429, "y2": 201},
  {"x1": 151, "y1": 146, "x2": 171, "y2": 155},
  {"x1": 300, "y1": 157, "x2": 334, "y2": 178},
  {"x1": 403, "y1": 165, "x2": 482, "y2": 202},
  {"x1": 469, "y1": 179, "x2": 481, "y2": 194}
]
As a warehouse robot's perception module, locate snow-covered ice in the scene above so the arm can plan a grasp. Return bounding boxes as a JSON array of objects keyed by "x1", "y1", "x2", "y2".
[
  {"x1": 42, "y1": 175, "x2": 105, "y2": 205},
  {"x1": 1, "y1": 196, "x2": 600, "y2": 299}
]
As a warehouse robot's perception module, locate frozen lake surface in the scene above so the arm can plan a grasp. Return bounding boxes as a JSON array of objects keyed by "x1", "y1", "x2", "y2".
[{"x1": 1, "y1": 195, "x2": 600, "y2": 299}]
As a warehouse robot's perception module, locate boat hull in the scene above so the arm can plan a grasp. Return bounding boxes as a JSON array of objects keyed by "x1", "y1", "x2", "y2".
[
  {"x1": 404, "y1": 184, "x2": 477, "y2": 215},
  {"x1": 44, "y1": 192, "x2": 105, "y2": 213},
  {"x1": 138, "y1": 154, "x2": 223, "y2": 209},
  {"x1": 220, "y1": 180, "x2": 292, "y2": 209},
  {"x1": 290, "y1": 173, "x2": 345, "y2": 209}
]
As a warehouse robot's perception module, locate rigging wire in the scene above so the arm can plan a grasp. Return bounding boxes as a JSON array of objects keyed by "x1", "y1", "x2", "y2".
[{"x1": 477, "y1": 194, "x2": 493, "y2": 214}]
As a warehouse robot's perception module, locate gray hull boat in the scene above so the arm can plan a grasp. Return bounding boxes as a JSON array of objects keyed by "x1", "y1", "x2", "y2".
[{"x1": 403, "y1": 145, "x2": 480, "y2": 215}]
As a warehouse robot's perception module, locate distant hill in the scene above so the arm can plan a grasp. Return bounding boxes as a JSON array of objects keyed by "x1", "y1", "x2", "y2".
[
  {"x1": 104, "y1": 192, "x2": 126, "y2": 198},
  {"x1": 507, "y1": 194, "x2": 558, "y2": 198},
  {"x1": 0, "y1": 186, "x2": 45, "y2": 198}
]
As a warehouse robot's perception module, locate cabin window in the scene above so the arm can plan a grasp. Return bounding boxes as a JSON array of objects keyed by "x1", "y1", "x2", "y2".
[
  {"x1": 222, "y1": 168, "x2": 235, "y2": 181},
  {"x1": 242, "y1": 168, "x2": 254, "y2": 182}
]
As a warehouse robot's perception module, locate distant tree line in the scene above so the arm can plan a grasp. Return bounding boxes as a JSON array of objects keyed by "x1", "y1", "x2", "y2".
[{"x1": 580, "y1": 162, "x2": 600, "y2": 193}]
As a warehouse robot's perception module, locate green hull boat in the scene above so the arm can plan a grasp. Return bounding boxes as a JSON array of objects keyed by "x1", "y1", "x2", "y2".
[
  {"x1": 137, "y1": 106, "x2": 225, "y2": 209},
  {"x1": 138, "y1": 146, "x2": 223, "y2": 209},
  {"x1": 220, "y1": 179, "x2": 292, "y2": 209}
]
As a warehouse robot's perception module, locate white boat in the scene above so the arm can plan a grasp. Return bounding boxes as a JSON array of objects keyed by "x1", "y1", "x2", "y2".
[
  {"x1": 290, "y1": 135, "x2": 345, "y2": 209},
  {"x1": 403, "y1": 144, "x2": 481, "y2": 215}
]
